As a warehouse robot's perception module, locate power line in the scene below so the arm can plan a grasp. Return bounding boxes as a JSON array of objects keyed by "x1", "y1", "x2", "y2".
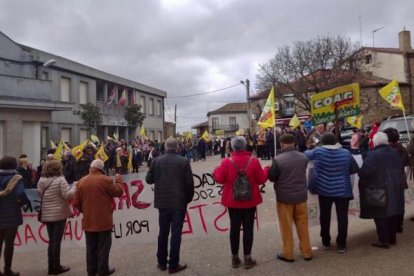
[{"x1": 168, "y1": 83, "x2": 242, "y2": 98}]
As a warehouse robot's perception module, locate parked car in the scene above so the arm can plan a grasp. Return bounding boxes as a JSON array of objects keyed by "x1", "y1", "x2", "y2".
[{"x1": 378, "y1": 115, "x2": 414, "y2": 146}]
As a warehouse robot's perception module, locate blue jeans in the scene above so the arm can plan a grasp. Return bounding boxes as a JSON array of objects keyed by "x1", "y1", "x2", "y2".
[{"x1": 157, "y1": 207, "x2": 186, "y2": 268}]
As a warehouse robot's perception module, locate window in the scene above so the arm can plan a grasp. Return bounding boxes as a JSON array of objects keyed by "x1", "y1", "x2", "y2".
[
  {"x1": 149, "y1": 98, "x2": 154, "y2": 115},
  {"x1": 149, "y1": 131, "x2": 155, "y2": 141},
  {"x1": 134, "y1": 91, "x2": 139, "y2": 105},
  {"x1": 61, "y1": 128, "x2": 71, "y2": 143},
  {"x1": 285, "y1": 100, "x2": 294, "y2": 109},
  {"x1": 41, "y1": 127, "x2": 48, "y2": 148},
  {"x1": 229, "y1": 117, "x2": 236, "y2": 126},
  {"x1": 212, "y1": 118, "x2": 219, "y2": 130},
  {"x1": 60, "y1": 77, "x2": 71, "y2": 102},
  {"x1": 157, "y1": 131, "x2": 162, "y2": 141},
  {"x1": 156, "y1": 100, "x2": 162, "y2": 116},
  {"x1": 42, "y1": 71, "x2": 49, "y2": 80},
  {"x1": 80, "y1": 129, "x2": 88, "y2": 142},
  {"x1": 365, "y1": 54, "x2": 372, "y2": 64},
  {"x1": 140, "y1": 96, "x2": 146, "y2": 113},
  {"x1": 79, "y1": 81, "x2": 88, "y2": 104}
]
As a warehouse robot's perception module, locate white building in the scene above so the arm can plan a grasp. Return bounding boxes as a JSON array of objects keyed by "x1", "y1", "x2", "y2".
[{"x1": 207, "y1": 103, "x2": 248, "y2": 135}]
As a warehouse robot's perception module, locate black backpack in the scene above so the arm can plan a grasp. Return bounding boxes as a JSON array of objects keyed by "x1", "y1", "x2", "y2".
[{"x1": 229, "y1": 157, "x2": 253, "y2": 201}]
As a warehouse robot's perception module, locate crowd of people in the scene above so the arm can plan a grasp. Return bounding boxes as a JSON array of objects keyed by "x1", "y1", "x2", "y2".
[{"x1": 0, "y1": 119, "x2": 414, "y2": 275}]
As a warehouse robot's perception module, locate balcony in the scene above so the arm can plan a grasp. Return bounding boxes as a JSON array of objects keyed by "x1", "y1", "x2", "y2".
[
  {"x1": 96, "y1": 102, "x2": 128, "y2": 126},
  {"x1": 212, "y1": 124, "x2": 239, "y2": 132}
]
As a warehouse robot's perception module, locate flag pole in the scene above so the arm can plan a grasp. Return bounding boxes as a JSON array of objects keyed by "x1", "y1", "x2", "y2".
[{"x1": 402, "y1": 110, "x2": 411, "y2": 141}]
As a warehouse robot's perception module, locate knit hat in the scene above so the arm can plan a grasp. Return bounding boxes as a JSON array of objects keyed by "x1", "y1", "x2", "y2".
[{"x1": 90, "y1": 159, "x2": 105, "y2": 172}]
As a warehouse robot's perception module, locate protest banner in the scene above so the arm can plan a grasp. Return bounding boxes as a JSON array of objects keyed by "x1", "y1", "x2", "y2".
[{"x1": 310, "y1": 83, "x2": 360, "y2": 125}]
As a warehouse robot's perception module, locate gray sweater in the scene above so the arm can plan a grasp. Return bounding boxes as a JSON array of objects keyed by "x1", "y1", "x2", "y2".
[{"x1": 268, "y1": 148, "x2": 309, "y2": 204}]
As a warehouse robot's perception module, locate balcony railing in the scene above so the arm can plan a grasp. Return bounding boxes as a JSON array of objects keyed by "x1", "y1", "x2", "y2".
[{"x1": 212, "y1": 124, "x2": 239, "y2": 132}]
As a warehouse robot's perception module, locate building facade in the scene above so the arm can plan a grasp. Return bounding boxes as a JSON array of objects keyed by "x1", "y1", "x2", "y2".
[
  {"x1": 206, "y1": 103, "x2": 248, "y2": 135},
  {"x1": 0, "y1": 31, "x2": 166, "y2": 162}
]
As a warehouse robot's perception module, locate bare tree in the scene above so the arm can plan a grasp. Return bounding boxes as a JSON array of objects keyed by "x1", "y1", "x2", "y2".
[{"x1": 256, "y1": 35, "x2": 365, "y2": 112}]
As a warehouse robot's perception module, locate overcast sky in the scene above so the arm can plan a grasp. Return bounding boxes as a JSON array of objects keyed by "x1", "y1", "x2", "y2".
[{"x1": 1, "y1": 0, "x2": 413, "y2": 132}]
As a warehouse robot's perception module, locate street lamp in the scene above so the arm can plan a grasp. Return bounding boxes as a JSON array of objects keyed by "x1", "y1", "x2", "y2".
[
  {"x1": 372, "y1": 26, "x2": 385, "y2": 47},
  {"x1": 43, "y1": 59, "x2": 56, "y2": 67}
]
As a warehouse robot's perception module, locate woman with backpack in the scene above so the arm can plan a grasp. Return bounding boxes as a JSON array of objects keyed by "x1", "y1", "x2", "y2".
[{"x1": 213, "y1": 136, "x2": 269, "y2": 270}]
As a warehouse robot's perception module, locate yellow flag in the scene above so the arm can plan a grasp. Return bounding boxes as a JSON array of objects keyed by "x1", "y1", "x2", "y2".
[
  {"x1": 107, "y1": 136, "x2": 115, "y2": 141},
  {"x1": 95, "y1": 144, "x2": 109, "y2": 162},
  {"x1": 62, "y1": 142, "x2": 70, "y2": 152},
  {"x1": 347, "y1": 115, "x2": 363, "y2": 129},
  {"x1": 127, "y1": 150, "x2": 133, "y2": 173},
  {"x1": 257, "y1": 86, "x2": 275, "y2": 128},
  {"x1": 53, "y1": 141, "x2": 64, "y2": 160},
  {"x1": 71, "y1": 140, "x2": 89, "y2": 160},
  {"x1": 289, "y1": 114, "x2": 301, "y2": 129},
  {"x1": 215, "y1": 129, "x2": 224, "y2": 136},
  {"x1": 379, "y1": 80, "x2": 405, "y2": 111},
  {"x1": 201, "y1": 130, "x2": 210, "y2": 142},
  {"x1": 139, "y1": 126, "x2": 146, "y2": 137},
  {"x1": 186, "y1": 132, "x2": 193, "y2": 140},
  {"x1": 235, "y1": 129, "x2": 245, "y2": 136},
  {"x1": 90, "y1": 135, "x2": 100, "y2": 144},
  {"x1": 50, "y1": 140, "x2": 57, "y2": 149},
  {"x1": 113, "y1": 133, "x2": 119, "y2": 142}
]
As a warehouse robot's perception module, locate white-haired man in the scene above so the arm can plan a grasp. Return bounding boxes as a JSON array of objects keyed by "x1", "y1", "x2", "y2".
[
  {"x1": 146, "y1": 137, "x2": 194, "y2": 274},
  {"x1": 75, "y1": 159, "x2": 123, "y2": 276}
]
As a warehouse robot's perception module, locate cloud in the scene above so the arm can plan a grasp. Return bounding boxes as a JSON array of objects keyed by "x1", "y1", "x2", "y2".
[{"x1": 1, "y1": 0, "x2": 413, "y2": 132}]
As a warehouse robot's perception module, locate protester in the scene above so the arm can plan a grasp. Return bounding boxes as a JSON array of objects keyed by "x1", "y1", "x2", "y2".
[
  {"x1": 268, "y1": 134, "x2": 312, "y2": 262},
  {"x1": 214, "y1": 136, "x2": 268, "y2": 269},
  {"x1": 62, "y1": 151, "x2": 77, "y2": 184},
  {"x1": 35, "y1": 158, "x2": 46, "y2": 185},
  {"x1": 197, "y1": 138, "x2": 207, "y2": 161},
  {"x1": 350, "y1": 128, "x2": 361, "y2": 154},
  {"x1": 0, "y1": 156, "x2": 28, "y2": 276},
  {"x1": 381, "y1": 128, "x2": 409, "y2": 233},
  {"x1": 75, "y1": 159, "x2": 123, "y2": 276},
  {"x1": 306, "y1": 124, "x2": 325, "y2": 149},
  {"x1": 115, "y1": 147, "x2": 128, "y2": 174},
  {"x1": 305, "y1": 132, "x2": 359, "y2": 253},
  {"x1": 16, "y1": 157, "x2": 33, "y2": 189},
  {"x1": 37, "y1": 160, "x2": 76, "y2": 275},
  {"x1": 145, "y1": 137, "x2": 194, "y2": 274},
  {"x1": 359, "y1": 132, "x2": 405, "y2": 248},
  {"x1": 368, "y1": 121, "x2": 380, "y2": 150}
]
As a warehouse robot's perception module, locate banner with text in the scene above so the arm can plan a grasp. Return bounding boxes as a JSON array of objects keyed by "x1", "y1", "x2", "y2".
[{"x1": 310, "y1": 83, "x2": 360, "y2": 125}]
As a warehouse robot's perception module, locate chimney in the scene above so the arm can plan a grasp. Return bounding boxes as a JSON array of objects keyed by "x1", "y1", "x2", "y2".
[{"x1": 399, "y1": 30, "x2": 412, "y2": 52}]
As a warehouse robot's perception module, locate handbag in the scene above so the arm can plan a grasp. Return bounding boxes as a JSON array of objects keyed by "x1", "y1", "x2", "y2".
[
  {"x1": 38, "y1": 178, "x2": 54, "y2": 222},
  {"x1": 364, "y1": 185, "x2": 387, "y2": 207}
]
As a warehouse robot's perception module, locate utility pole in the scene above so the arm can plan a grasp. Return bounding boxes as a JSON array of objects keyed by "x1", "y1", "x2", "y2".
[
  {"x1": 174, "y1": 104, "x2": 177, "y2": 137},
  {"x1": 245, "y1": 79, "x2": 251, "y2": 133}
]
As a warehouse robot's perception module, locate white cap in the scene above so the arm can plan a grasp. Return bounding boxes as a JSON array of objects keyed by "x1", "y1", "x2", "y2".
[{"x1": 90, "y1": 159, "x2": 105, "y2": 171}]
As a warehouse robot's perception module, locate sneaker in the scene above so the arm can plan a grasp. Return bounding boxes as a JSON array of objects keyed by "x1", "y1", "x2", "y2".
[{"x1": 337, "y1": 247, "x2": 347, "y2": 253}]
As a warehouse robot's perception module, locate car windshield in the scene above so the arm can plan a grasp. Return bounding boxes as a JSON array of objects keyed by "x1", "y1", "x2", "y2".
[{"x1": 379, "y1": 119, "x2": 414, "y2": 133}]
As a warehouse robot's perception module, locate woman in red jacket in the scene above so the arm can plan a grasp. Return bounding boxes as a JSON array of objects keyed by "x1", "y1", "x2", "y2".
[{"x1": 214, "y1": 136, "x2": 269, "y2": 270}]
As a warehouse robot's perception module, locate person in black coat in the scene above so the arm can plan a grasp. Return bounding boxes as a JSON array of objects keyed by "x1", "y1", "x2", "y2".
[
  {"x1": 63, "y1": 152, "x2": 77, "y2": 184},
  {"x1": 358, "y1": 132, "x2": 405, "y2": 249},
  {"x1": 145, "y1": 138, "x2": 194, "y2": 274}
]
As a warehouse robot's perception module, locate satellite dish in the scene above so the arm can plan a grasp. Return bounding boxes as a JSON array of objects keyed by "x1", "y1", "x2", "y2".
[{"x1": 43, "y1": 59, "x2": 56, "y2": 67}]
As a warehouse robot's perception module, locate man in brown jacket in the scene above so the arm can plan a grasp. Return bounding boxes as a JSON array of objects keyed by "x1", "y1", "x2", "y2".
[{"x1": 75, "y1": 159, "x2": 123, "y2": 276}]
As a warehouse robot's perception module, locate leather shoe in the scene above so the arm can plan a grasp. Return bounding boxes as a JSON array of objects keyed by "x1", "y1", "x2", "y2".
[
  {"x1": 277, "y1": 253, "x2": 294, "y2": 263},
  {"x1": 106, "y1": 268, "x2": 116, "y2": 275},
  {"x1": 168, "y1": 263, "x2": 187, "y2": 274},
  {"x1": 371, "y1": 242, "x2": 389, "y2": 249},
  {"x1": 52, "y1": 266, "x2": 70, "y2": 275},
  {"x1": 157, "y1": 264, "x2": 167, "y2": 271}
]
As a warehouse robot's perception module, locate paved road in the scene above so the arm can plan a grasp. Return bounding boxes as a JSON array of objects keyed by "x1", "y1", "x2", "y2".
[{"x1": 14, "y1": 154, "x2": 414, "y2": 275}]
